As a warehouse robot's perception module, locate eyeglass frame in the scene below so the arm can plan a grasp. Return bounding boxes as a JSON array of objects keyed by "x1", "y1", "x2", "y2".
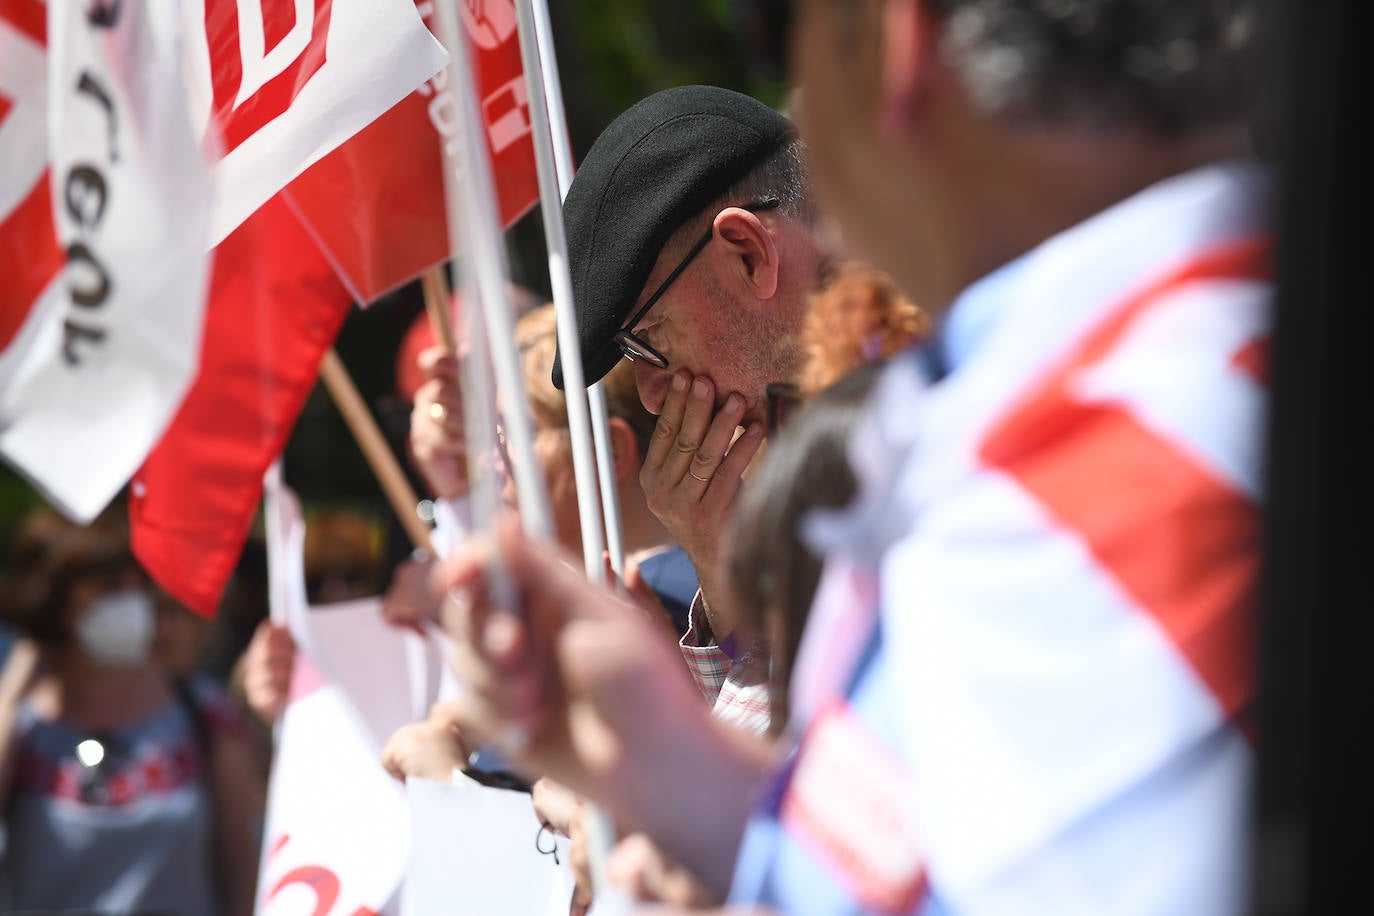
[{"x1": 612, "y1": 197, "x2": 782, "y2": 371}]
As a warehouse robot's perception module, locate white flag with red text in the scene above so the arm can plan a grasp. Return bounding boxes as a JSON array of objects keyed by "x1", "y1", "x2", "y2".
[
  {"x1": 1, "y1": 0, "x2": 447, "y2": 523},
  {"x1": 184, "y1": 0, "x2": 448, "y2": 245},
  {"x1": 0, "y1": 0, "x2": 212, "y2": 522}
]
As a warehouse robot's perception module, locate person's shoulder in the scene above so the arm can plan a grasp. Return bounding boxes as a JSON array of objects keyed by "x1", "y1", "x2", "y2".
[
  {"x1": 637, "y1": 546, "x2": 699, "y2": 634},
  {"x1": 637, "y1": 547, "x2": 698, "y2": 602}
]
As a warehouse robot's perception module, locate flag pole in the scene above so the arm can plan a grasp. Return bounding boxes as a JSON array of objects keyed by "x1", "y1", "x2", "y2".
[
  {"x1": 523, "y1": 0, "x2": 627, "y2": 584},
  {"x1": 319, "y1": 348, "x2": 434, "y2": 554},
  {"x1": 421, "y1": 266, "x2": 459, "y2": 354},
  {"x1": 510, "y1": 1, "x2": 607, "y2": 583},
  {"x1": 514, "y1": 1, "x2": 629, "y2": 905},
  {"x1": 432, "y1": 0, "x2": 552, "y2": 542}
]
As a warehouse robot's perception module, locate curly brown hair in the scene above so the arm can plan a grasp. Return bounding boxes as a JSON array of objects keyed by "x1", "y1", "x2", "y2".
[{"x1": 798, "y1": 261, "x2": 931, "y2": 395}]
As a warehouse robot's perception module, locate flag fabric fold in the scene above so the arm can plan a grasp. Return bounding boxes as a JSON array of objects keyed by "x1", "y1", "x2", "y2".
[
  {"x1": 131, "y1": 196, "x2": 352, "y2": 617},
  {"x1": 185, "y1": 0, "x2": 449, "y2": 246},
  {"x1": 283, "y1": 0, "x2": 539, "y2": 304}
]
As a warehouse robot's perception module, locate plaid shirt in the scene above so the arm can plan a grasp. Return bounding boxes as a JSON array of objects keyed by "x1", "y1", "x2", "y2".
[{"x1": 678, "y1": 592, "x2": 772, "y2": 735}]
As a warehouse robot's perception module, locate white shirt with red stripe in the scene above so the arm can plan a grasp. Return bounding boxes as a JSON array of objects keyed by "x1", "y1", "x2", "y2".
[{"x1": 729, "y1": 161, "x2": 1270, "y2": 915}]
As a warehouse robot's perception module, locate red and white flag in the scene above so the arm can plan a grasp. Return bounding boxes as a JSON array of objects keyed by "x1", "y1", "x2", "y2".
[
  {"x1": 0, "y1": 0, "x2": 213, "y2": 523},
  {"x1": 183, "y1": 0, "x2": 448, "y2": 245},
  {"x1": 130, "y1": 195, "x2": 353, "y2": 617},
  {"x1": 2, "y1": 0, "x2": 449, "y2": 527},
  {"x1": 283, "y1": 0, "x2": 540, "y2": 303}
]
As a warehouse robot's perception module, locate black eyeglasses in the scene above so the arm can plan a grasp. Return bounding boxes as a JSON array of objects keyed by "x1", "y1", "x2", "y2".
[{"x1": 613, "y1": 197, "x2": 781, "y2": 371}]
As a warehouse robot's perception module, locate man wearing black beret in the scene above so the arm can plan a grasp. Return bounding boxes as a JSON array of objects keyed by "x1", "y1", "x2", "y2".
[{"x1": 553, "y1": 85, "x2": 829, "y2": 707}]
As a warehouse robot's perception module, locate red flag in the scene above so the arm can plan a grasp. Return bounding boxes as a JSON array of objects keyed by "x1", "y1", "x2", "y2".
[
  {"x1": 131, "y1": 196, "x2": 352, "y2": 616},
  {"x1": 282, "y1": 0, "x2": 539, "y2": 303}
]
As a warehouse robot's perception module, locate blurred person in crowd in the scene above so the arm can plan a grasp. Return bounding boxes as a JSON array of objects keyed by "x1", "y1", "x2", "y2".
[
  {"x1": 439, "y1": 0, "x2": 1270, "y2": 913},
  {"x1": 729, "y1": 362, "x2": 884, "y2": 736},
  {"x1": 301, "y1": 508, "x2": 385, "y2": 604},
  {"x1": 0, "y1": 507, "x2": 259, "y2": 915},
  {"x1": 764, "y1": 259, "x2": 929, "y2": 434},
  {"x1": 152, "y1": 590, "x2": 216, "y2": 679},
  {"x1": 797, "y1": 261, "x2": 930, "y2": 396}
]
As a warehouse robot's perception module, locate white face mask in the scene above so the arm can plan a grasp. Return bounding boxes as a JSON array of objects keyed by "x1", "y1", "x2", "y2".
[{"x1": 74, "y1": 589, "x2": 155, "y2": 667}]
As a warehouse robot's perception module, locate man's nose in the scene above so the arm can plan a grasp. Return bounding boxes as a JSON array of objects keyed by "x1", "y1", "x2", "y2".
[{"x1": 635, "y1": 362, "x2": 672, "y2": 415}]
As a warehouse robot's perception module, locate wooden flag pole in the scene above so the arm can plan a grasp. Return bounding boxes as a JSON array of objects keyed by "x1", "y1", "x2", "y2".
[
  {"x1": 319, "y1": 348, "x2": 433, "y2": 554},
  {"x1": 421, "y1": 266, "x2": 458, "y2": 354}
]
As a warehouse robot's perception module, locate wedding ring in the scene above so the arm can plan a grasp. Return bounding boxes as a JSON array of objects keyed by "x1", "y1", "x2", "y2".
[
  {"x1": 429, "y1": 402, "x2": 447, "y2": 422},
  {"x1": 688, "y1": 470, "x2": 712, "y2": 483}
]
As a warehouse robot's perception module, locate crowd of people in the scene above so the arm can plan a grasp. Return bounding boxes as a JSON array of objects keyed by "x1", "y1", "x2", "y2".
[{"x1": 1, "y1": 0, "x2": 1270, "y2": 912}]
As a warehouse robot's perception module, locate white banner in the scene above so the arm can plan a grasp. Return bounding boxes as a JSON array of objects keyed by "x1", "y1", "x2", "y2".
[
  {"x1": 259, "y1": 478, "x2": 580, "y2": 915},
  {"x1": 0, "y1": 0, "x2": 212, "y2": 523},
  {"x1": 258, "y1": 478, "x2": 435, "y2": 915},
  {"x1": 402, "y1": 776, "x2": 574, "y2": 916},
  {"x1": 256, "y1": 598, "x2": 423, "y2": 916},
  {"x1": 181, "y1": 0, "x2": 448, "y2": 245}
]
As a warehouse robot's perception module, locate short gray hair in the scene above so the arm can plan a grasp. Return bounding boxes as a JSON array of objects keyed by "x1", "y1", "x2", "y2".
[
  {"x1": 666, "y1": 136, "x2": 816, "y2": 258},
  {"x1": 928, "y1": 0, "x2": 1261, "y2": 135}
]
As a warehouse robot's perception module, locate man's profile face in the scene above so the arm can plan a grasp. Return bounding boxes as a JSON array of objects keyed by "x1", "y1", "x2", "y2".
[{"x1": 625, "y1": 215, "x2": 819, "y2": 425}]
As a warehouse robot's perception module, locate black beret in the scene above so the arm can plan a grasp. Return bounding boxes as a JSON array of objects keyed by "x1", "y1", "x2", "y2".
[{"x1": 552, "y1": 85, "x2": 794, "y2": 390}]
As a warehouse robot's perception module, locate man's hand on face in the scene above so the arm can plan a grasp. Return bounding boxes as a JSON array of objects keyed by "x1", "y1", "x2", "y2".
[
  {"x1": 638, "y1": 372, "x2": 765, "y2": 640},
  {"x1": 410, "y1": 346, "x2": 469, "y2": 500}
]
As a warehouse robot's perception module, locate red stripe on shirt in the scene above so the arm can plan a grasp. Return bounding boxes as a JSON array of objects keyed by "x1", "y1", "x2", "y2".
[
  {"x1": 979, "y1": 239, "x2": 1269, "y2": 739},
  {"x1": 1230, "y1": 337, "x2": 1268, "y2": 385}
]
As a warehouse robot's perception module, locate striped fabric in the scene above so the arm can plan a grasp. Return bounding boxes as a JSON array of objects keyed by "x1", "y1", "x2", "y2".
[
  {"x1": 679, "y1": 593, "x2": 773, "y2": 736},
  {"x1": 730, "y1": 162, "x2": 1271, "y2": 915}
]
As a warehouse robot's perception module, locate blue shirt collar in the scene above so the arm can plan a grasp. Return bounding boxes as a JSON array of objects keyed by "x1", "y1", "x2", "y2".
[{"x1": 917, "y1": 254, "x2": 1031, "y2": 382}]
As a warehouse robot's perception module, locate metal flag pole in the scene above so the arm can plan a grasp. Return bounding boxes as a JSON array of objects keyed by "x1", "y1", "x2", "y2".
[
  {"x1": 514, "y1": 2, "x2": 629, "y2": 907},
  {"x1": 510, "y1": 0, "x2": 608, "y2": 583},
  {"x1": 431, "y1": 0, "x2": 552, "y2": 542},
  {"x1": 525, "y1": 0, "x2": 628, "y2": 583}
]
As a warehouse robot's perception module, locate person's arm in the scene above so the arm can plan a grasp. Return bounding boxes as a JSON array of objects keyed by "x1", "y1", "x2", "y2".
[
  {"x1": 0, "y1": 640, "x2": 39, "y2": 805},
  {"x1": 409, "y1": 348, "x2": 470, "y2": 502},
  {"x1": 236, "y1": 621, "x2": 295, "y2": 726},
  {"x1": 208, "y1": 719, "x2": 264, "y2": 916},
  {"x1": 380, "y1": 701, "x2": 471, "y2": 783},
  {"x1": 442, "y1": 517, "x2": 778, "y2": 898}
]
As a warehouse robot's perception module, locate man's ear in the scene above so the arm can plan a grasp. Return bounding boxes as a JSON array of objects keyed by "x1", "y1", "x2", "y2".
[
  {"x1": 713, "y1": 208, "x2": 780, "y2": 301},
  {"x1": 607, "y1": 416, "x2": 640, "y2": 484},
  {"x1": 879, "y1": 0, "x2": 935, "y2": 137}
]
